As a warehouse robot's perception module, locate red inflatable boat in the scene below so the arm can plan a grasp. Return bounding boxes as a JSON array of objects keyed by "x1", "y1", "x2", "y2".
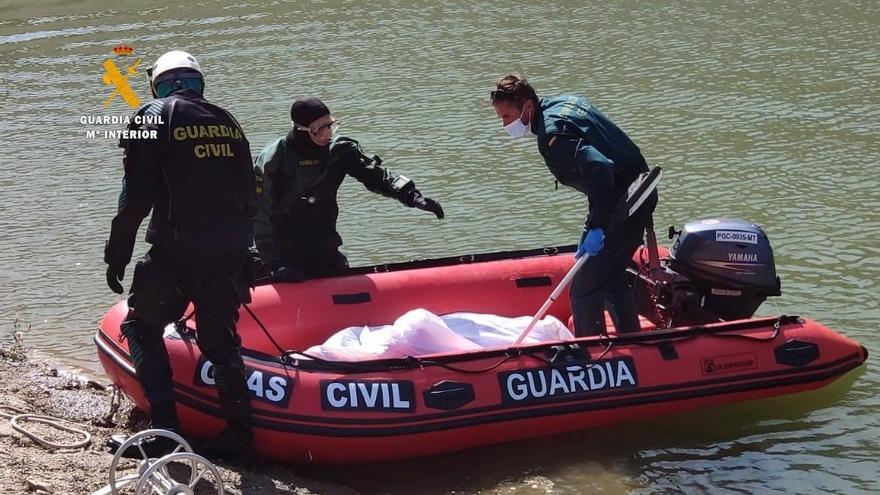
[{"x1": 95, "y1": 219, "x2": 867, "y2": 463}]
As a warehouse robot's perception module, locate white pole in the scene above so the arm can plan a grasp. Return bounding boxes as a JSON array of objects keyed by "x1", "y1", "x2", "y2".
[
  {"x1": 511, "y1": 166, "x2": 662, "y2": 346},
  {"x1": 512, "y1": 253, "x2": 590, "y2": 345}
]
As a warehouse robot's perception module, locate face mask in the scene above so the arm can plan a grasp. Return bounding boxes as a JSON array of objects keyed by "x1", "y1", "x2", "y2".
[{"x1": 503, "y1": 106, "x2": 531, "y2": 139}]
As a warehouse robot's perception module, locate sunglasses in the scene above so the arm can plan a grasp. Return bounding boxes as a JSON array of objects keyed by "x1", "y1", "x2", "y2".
[{"x1": 295, "y1": 120, "x2": 340, "y2": 135}]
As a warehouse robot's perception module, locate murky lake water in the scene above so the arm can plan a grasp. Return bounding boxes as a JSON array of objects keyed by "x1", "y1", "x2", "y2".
[{"x1": 0, "y1": 0, "x2": 877, "y2": 493}]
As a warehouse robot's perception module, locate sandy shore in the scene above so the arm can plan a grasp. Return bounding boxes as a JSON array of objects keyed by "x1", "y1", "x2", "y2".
[{"x1": 0, "y1": 343, "x2": 355, "y2": 495}]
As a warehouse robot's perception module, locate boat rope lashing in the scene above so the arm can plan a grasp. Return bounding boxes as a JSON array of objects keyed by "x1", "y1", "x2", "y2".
[
  {"x1": 709, "y1": 318, "x2": 782, "y2": 342},
  {"x1": 629, "y1": 332, "x2": 700, "y2": 347},
  {"x1": 629, "y1": 317, "x2": 784, "y2": 349},
  {"x1": 290, "y1": 338, "x2": 616, "y2": 376},
  {"x1": 419, "y1": 354, "x2": 515, "y2": 374},
  {"x1": 330, "y1": 244, "x2": 574, "y2": 279},
  {"x1": 242, "y1": 303, "x2": 294, "y2": 369},
  {"x1": 284, "y1": 348, "x2": 420, "y2": 372},
  {"x1": 281, "y1": 337, "x2": 618, "y2": 375},
  {"x1": 593, "y1": 339, "x2": 614, "y2": 361},
  {"x1": 1, "y1": 406, "x2": 91, "y2": 450}
]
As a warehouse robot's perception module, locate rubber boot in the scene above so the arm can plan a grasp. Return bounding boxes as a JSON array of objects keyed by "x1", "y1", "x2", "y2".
[
  {"x1": 106, "y1": 401, "x2": 181, "y2": 459},
  {"x1": 149, "y1": 401, "x2": 179, "y2": 430},
  {"x1": 198, "y1": 419, "x2": 254, "y2": 461}
]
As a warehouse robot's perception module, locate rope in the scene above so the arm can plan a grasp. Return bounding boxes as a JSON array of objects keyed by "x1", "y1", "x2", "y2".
[
  {"x1": 300, "y1": 315, "x2": 782, "y2": 373},
  {"x1": 418, "y1": 354, "x2": 516, "y2": 374},
  {"x1": 2, "y1": 409, "x2": 91, "y2": 450},
  {"x1": 629, "y1": 317, "x2": 783, "y2": 348},
  {"x1": 287, "y1": 339, "x2": 618, "y2": 375},
  {"x1": 285, "y1": 349, "x2": 425, "y2": 373},
  {"x1": 243, "y1": 304, "x2": 293, "y2": 370},
  {"x1": 240, "y1": 268, "x2": 787, "y2": 375},
  {"x1": 0, "y1": 405, "x2": 24, "y2": 419}
]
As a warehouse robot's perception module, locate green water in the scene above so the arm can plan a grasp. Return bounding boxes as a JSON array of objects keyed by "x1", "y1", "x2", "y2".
[{"x1": 0, "y1": 1, "x2": 877, "y2": 493}]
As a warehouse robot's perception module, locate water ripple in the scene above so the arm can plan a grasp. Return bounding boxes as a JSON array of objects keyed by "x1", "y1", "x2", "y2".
[{"x1": 0, "y1": 1, "x2": 878, "y2": 493}]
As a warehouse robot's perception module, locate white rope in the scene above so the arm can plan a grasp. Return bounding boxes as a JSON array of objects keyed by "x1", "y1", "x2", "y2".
[
  {"x1": 9, "y1": 413, "x2": 92, "y2": 450},
  {"x1": 0, "y1": 405, "x2": 24, "y2": 419},
  {"x1": 3, "y1": 404, "x2": 92, "y2": 449}
]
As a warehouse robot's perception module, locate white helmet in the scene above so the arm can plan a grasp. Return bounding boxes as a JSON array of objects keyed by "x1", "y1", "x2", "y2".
[{"x1": 148, "y1": 50, "x2": 202, "y2": 84}]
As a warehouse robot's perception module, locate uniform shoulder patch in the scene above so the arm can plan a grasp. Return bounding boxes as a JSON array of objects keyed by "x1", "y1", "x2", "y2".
[{"x1": 143, "y1": 100, "x2": 164, "y2": 117}]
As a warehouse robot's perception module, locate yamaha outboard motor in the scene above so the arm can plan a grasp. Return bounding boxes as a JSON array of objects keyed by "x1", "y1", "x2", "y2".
[{"x1": 638, "y1": 219, "x2": 782, "y2": 326}]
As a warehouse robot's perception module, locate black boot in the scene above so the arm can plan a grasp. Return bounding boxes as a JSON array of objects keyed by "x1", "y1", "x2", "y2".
[
  {"x1": 148, "y1": 401, "x2": 179, "y2": 430},
  {"x1": 198, "y1": 421, "x2": 254, "y2": 461},
  {"x1": 106, "y1": 400, "x2": 183, "y2": 459}
]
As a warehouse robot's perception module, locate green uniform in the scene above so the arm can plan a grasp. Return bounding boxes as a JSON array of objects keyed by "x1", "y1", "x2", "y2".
[
  {"x1": 533, "y1": 95, "x2": 655, "y2": 336},
  {"x1": 254, "y1": 133, "x2": 426, "y2": 275}
]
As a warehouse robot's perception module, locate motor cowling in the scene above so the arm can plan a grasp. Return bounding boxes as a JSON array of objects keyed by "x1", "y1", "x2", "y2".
[{"x1": 666, "y1": 219, "x2": 781, "y2": 322}]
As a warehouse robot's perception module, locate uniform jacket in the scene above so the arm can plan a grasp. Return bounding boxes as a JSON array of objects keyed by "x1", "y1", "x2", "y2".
[
  {"x1": 253, "y1": 133, "x2": 419, "y2": 268},
  {"x1": 105, "y1": 89, "x2": 257, "y2": 267},
  {"x1": 534, "y1": 95, "x2": 649, "y2": 230}
]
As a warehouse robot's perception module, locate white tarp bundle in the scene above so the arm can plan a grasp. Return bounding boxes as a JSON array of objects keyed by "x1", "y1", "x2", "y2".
[{"x1": 304, "y1": 308, "x2": 573, "y2": 361}]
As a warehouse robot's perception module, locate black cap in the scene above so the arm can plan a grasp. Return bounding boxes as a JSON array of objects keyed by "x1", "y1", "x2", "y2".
[{"x1": 290, "y1": 96, "x2": 330, "y2": 127}]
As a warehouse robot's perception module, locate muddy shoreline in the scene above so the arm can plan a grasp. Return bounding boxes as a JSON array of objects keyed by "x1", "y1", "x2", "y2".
[{"x1": 0, "y1": 344, "x2": 354, "y2": 495}]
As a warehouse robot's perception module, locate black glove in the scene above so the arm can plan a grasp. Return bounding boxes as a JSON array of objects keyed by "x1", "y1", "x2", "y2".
[
  {"x1": 106, "y1": 264, "x2": 126, "y2": 294},
  {"x1": 271, "y1": 266, "x2": 306, "y2": 283},
  {"x1": 413, "y1": 195, "x2": 445, "y2": 219}
]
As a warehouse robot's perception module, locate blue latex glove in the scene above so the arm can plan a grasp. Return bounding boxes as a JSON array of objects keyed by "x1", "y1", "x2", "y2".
[{"x1": 575, "y1": 228, "x2": 605, "y2": 259}]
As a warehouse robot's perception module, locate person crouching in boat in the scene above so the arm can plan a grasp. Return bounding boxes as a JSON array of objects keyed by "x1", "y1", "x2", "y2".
[
  {"x1": 103, "y1": 50, "x2": 257, "y2": 460},
  {"x1": 490, "y1": 73, "x2": 657, "y2": 337},
  {"x1": 253, "y1": 96, "x2": 445, "y2": 281}
]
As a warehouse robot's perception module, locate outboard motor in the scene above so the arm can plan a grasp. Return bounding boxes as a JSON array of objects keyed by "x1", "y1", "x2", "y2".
[{"x1": 638, "y1": 219, "x2": 782, "y2": 327}]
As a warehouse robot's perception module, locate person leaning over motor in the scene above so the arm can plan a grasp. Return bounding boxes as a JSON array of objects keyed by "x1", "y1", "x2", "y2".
[
  {"x1": 253, "y1": 96, "x2": 444, "y2": 280},
  {"x1": 490, "y1": 73, "x2": 657, "y2": 337},
  {"x1": 103, "y1": 50, "x2": 257, "y2": 459}
]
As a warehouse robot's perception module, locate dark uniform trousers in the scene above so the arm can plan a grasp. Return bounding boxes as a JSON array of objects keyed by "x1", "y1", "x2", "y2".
[
  {"x1": 278, "y1": 247, "x2": 350, "y2": 278},
  {"x1": 571, "y1": 191, "x2": 658, "y2": 337},
  {"x1": 122, "y1": 247, "x2": 252, "y2": 429}
]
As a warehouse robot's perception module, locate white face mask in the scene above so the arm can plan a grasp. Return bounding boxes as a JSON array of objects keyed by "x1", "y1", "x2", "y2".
[{"x1": 504, "y1": 106, "x2": 531, "y2": 139}]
